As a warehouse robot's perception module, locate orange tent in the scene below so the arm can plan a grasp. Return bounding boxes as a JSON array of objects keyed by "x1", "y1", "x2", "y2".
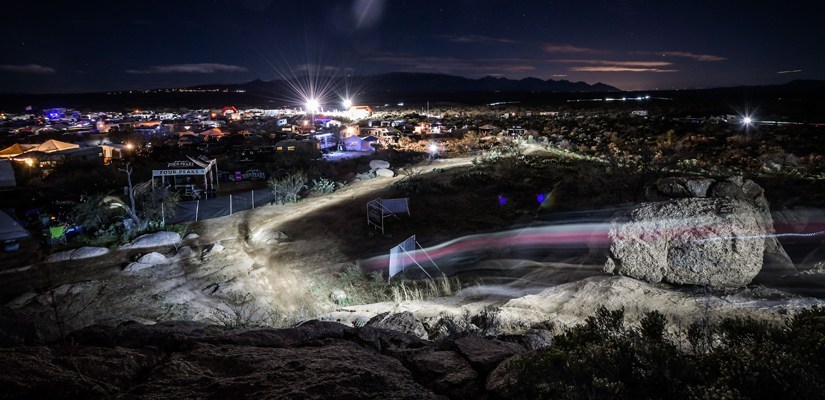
[
  {"x1": 29, "y1": 139, "x2": 79, "y2": 153},
  {"x1": 0, "y1": 143, "x2": 38, "y2": 158}
]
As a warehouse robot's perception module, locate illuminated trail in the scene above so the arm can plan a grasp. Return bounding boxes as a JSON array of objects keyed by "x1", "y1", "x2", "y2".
[
  {"x1": 362, "y1": 216, "x2": 825, "y2": 275},
  {"x1": 362, "y1": 222, "x2": 612, "y2": 272},
  {"x1": 693, "y1": 229, "x2": 825, "y2": 243}
]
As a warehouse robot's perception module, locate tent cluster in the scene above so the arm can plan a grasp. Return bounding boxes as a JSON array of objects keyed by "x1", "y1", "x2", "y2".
[{"x1": 0, "y1": 139, "x2": 80, "y2": 161}]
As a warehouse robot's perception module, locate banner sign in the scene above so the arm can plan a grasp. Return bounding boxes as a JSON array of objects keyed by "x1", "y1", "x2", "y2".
[
  {"x1": 229, "y1": 169, "x2": 266, "y2": 181},
  {"x1": 167, "y1": 160, "x2": 196, "y2": 168},
  {"x1": 152, "y1": 168, "x2": 205, "y2": 176},
  {"x1": 367, "y1": 200, "x2": 383, "y2": 230}
]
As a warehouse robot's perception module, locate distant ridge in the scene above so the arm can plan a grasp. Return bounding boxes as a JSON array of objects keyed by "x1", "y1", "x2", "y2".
[
  {"x1": 200, "y1": 72, "x2": 621, "y2": 95},
  {"x1": 1, "y1": 77, "x2": 824, "y2": 117}
]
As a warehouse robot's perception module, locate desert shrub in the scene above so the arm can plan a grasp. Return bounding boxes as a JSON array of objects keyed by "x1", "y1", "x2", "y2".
[
  {"x1": 389, "y1": 274, "x2": 461, "y2": 303},
  {"x1": 497, "y1": 307, "x2": 825, "y2": 400},
  {"x1": 450, "y1": 169, "x2": 492, "y2": 187},
  {"x1": 639, "y1": 310, "x2": 668, "y2": 342},
  {"x1": 391, "y1": 169, "x2": 447, "y2": 195},
  {"x1": 312, "y1": 266, "x2": 462, "y2": 307},
  {"x1": 268, "y1": 171, "x2": 307, "y2": 204},
  {"x1": 209, "y1": 291, "x2": 308, "y2": 329},
  {"x1": 209, "y1": 292, "x2": 264, "y2": 329},
  {"x1": 311, "y1": 177, "x2": 340, "y2": 194}
]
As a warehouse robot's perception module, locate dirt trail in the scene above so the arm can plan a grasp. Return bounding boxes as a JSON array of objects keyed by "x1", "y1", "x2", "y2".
[{"x1": 3, "y1": 156, "x2": 479, "y2": 333}]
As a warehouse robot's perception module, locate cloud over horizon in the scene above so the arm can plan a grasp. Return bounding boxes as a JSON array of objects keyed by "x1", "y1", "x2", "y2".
[
  {"x1": 0, "y1": 64, "x2": 56, "y2": 74},
  {"x1": 570, "y1": 66, "x2": 679, "y2": 73},
  {"x1": 364, "y1": 53, "x2": 537, "y2": 75},
  {"x1": 125, "y1": 63, "x2": 248, "y2": 74},
  {"x1": 543, "y1": 44, "x2": 601, "y2": 54},
  {"x1": 438, "y1": 34, "x2": 518, "y2": 44},
  {"x1": 653, "y1": 51, "x2": 727, "y2": 62},
  {"x1": 550, "y1": 59, "x2": 674, "y2": 67}
]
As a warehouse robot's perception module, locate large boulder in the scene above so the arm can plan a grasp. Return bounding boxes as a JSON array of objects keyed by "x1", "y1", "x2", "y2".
[
  {"x1": 45, "y1": 246, "x2": 110, "y2": 263},
  {"x1": 248, "y1": 228, "x2": 287, "y2": 246},
  {"x1": 375, "y1": 168, "x2": 395, "y2": 178},
  {"x1": 124, "y1": 232, "x2": 181, "y2": 249},
  {"x1": 369, "y1": 160, "x2": 391, "y2": 170},
  {"x1": 453, "y1": 336, "x2": 524, "y2": 375},
  {"x1": 409, "y1": 350, "x2": 479, "y2": 399},
  {"x1": 44, "y1": 250, "x2": 72, "y2": 263},
  {"x1": 709, "y1": 177, "x2": 796, "y2": 280},
  {"x1": 604, "y1": 197, "x2": 766, "y2": 288},
  {"x1": 656, "y1": 176, "x2": 715, "y2": 198},
  {"x1": 366, "y1": 311, "x2": 429, "y2": 340},
  {"x1": 123, "y1": 252, "x2": 169, "y2": 272},
  {"x1": 70, "y1": 246, "x2": 110, "y2": 260}
]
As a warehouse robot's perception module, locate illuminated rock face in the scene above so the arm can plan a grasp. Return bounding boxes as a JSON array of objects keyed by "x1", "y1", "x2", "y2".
[
  {"x1": 605, "y1": 197, "x2": 766, "y2": 288},
  {"x1": 124, "y1": 231, "x2": 181, "y2": 249},
  {"x1": 369, "y1": 159, "x2": 390, "y2": 170}
]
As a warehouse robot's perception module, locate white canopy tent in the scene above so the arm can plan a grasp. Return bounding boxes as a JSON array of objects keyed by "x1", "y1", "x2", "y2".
[
  {"x1": 0, "y1": 210, "x2": 30, "y2": 241},
  {"x1": 151, "y1": 155, "x2": 219, "y2": 199}
]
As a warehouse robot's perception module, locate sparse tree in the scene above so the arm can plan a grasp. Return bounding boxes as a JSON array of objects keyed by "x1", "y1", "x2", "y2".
[{"x1": 118, "y1": 162, "x2": 141, "y2": 226}]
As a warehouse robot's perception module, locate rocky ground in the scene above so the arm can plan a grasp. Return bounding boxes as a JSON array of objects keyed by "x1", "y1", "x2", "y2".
[
  {"x1": 0, "y1": 316, "x2": 529, "y2": 399},
  {"x1": 2, "y1": 146, "x2": 825, "y2": 397}
]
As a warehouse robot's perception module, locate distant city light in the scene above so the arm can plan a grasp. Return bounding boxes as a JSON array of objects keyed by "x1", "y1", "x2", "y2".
[
  {"x1": 306, "y1": 98, "x2": 320, "y2": 113},
  {"x1": 342, "y1": 98, "x2": 352, "y2": 110}
]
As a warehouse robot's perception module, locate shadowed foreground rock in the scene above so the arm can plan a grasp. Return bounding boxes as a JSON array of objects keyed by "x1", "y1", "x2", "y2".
[{"x1": 0, "y1": 318, "x2": 530, "y2": 399}]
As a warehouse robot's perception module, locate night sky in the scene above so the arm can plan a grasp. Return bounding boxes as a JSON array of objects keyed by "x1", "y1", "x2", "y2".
[{"x1": 1, "y1": 0, "x2": 823, "y2": 93}]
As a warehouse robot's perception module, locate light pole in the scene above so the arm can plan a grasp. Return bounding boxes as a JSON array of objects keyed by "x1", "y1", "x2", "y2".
[
  {"x1": 742, "y1": 115, "x2": 754, "y2": 139},
  {"x1": 305, "y1": 98, "x2": 320, "y2": 131}
]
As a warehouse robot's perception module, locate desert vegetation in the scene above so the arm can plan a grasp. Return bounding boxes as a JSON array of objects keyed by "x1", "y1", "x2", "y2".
[{"x1": 495, "y1": 306, "x2": 825, "y2": 400}]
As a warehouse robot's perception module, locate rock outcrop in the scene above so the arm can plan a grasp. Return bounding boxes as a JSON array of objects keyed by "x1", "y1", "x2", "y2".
[
  {"x1": 375, "y1": 168, "x2": 395, "y2": 178},
  {"x1": 607, "y1": 176, "x2": 795, "y2": 288},
  {"x1": 124, "y1": 252, "x2": 171, "y2": 272},
  {"x1": 366, "y1": 311, "x2": 428, "y2": 340},
  {"x1": 605, "y1": 197, "x2": 765, "y2": 288},
  {"x1": 0, "y1": 317, "x2": 533, "y2": 399},
  {"x1": 369, "y1": 160, "x2": 391, "y2": 170},
  {"x1": 248, "y1": 228, "x2": 288, "y2": 246},
  {"x1": 656, "y1": 176, "x2": 715, "y2": 198},
  {"x1": 123, "y1": 232, "x2": 181, "y2": 249},
  {"x1": 45, "y1": 246, "x2": 110, "y2": 263}
]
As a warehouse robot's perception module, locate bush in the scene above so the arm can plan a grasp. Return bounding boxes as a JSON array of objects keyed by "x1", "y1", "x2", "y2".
[
  {"x1": 498, "y1": 307, "x2": 825, "y2": 400},
  {"x1": 391, "y1": 169, "x2": 447, "y2": 195},
  {"x1": 268, "y1": 171, "x2": 308, "y2": 204},
  {"x1": 312, "y1": 177, "x2": 343, "y2": 194}
]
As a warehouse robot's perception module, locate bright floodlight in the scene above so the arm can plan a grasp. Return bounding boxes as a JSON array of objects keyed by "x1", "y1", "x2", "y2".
[
  {"x1": 306, "y1": 98, "x2": 320, "y2": 113},
  {"x1": 342, "y1": 98, "x2": 352, "y2": 110},
  {"x1": 743, "y1": 116, "x2": 753, "y2": 125},
  {"x1": 429, "y1": 143, "x2": 438, "y2": 154}
]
